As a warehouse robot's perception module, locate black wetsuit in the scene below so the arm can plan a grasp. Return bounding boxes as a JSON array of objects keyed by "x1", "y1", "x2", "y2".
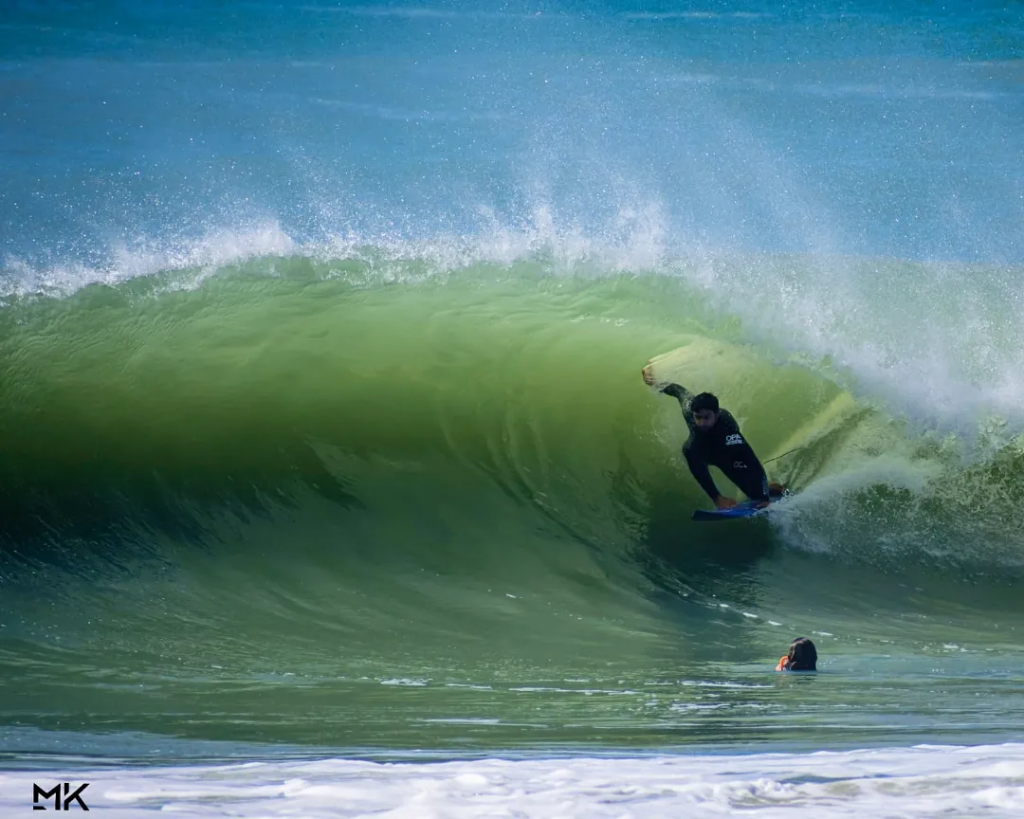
[{"x1": 661, "y1": 383, "x2": 770, "y2": 503}]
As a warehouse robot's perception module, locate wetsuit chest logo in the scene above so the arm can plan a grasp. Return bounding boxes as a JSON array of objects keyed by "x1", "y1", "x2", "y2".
[{"x1": 725, "y1": 434, "x2": 744, "y2": 446}]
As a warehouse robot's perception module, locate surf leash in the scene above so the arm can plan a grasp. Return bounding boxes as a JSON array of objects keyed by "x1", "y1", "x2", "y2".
[{"x1": 763, "y1": 447, "x2": 802, "y2": 465}]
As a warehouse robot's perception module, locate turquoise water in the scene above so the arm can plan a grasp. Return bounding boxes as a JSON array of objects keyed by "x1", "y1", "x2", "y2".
[{"x1": 2, "y1": 3, "x2": 1024, "y2": 809}]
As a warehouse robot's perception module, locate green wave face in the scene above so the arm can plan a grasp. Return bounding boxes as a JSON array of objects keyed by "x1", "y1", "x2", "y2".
[{"x1": 3, "y1": 251, "x2": 1024, "y2": 755}]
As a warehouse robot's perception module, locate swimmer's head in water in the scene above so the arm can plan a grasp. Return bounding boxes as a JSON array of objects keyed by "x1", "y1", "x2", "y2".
[
  {"x1": 785, "y1": 637, "x2": 818, "y2": 671},
  {"x1": 690, "y1": 392, "x2": 720, "y2": 431}
]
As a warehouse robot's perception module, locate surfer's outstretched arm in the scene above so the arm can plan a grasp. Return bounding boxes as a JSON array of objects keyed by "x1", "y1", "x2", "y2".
[
  {"x1": 660, "y1": 383, "x2": 698, "y2": 434},
  {"x1": 659, "y1": 382, "x2": 693, "y2": 403},
  {"x1": 642, "y1": 368, "x2": 698, "y2": 433}
]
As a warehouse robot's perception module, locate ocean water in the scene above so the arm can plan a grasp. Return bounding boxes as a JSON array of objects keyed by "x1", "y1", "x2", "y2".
[{"x1": 2, "y1": 0, "x2": 1024, "y2": 816}]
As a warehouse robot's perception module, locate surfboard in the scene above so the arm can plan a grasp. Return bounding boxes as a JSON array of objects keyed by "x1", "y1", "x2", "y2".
[{"x1": 691, "y1": 493, "x2": 788, "y2": 522}]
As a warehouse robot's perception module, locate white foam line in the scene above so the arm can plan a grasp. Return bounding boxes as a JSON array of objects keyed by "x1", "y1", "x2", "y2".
[{"x1": 3, "y1": 743, "x2": 1023, "y2": 817}]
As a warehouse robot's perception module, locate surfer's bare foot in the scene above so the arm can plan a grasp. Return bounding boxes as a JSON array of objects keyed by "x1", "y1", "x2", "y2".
[
  {"x1": 714, "y1": 495, "x2": 737, "y2": 509},
  {"x1": 768, "y1": 482, "x2": 786, "y2": 497}
]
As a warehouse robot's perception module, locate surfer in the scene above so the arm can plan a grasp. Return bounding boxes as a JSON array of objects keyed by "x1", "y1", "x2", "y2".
[
  {"x1": 775, "y1": 637, "x2": 818, "y2": 671},
  {"x1": 642, "y1": 367, "x2": 784, "y2": 509}
]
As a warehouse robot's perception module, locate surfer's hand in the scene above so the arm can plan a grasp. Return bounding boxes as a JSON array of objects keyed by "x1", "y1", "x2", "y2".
[{"x1": 715, "y1": 495, "x2": 737, "y2": 509}]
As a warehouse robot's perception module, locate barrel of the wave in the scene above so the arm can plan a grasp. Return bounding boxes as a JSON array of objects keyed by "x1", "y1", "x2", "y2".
[{"x1": 641, "y1": 342, "x2": 797, "y2": 521}]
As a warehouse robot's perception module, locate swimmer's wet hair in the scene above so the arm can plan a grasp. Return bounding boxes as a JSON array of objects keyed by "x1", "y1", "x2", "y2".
[
  {"x1": 690, "y1": 392, "x2": 719, "y2": 413},
  {"x1": 787, "y1": 637, "x2": 818, "y2": 671}
]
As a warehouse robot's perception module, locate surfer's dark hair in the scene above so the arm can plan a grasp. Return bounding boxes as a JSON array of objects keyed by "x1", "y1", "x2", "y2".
[
  {"x1": 690, "y1": 392, "x2": 719, "y2": 413},
  {"x1": 787, "y1": 637, "x2": 818, "y2": 671}
]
